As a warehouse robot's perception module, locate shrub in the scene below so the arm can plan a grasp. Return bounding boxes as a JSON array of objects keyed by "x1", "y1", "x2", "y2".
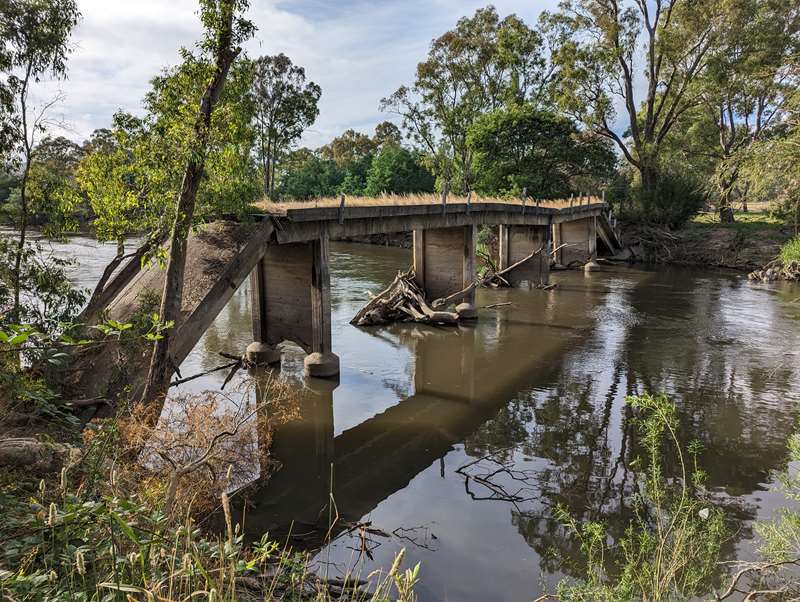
[
  {"x1": 554, "y1": 393, "x2": 727, "y2": 601},
  {"x1": 612, "y1": 170, "x2": 705, "y2": 228}
]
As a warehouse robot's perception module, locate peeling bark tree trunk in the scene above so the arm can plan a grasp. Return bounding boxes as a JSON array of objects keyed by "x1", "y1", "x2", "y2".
[{"x1": 141, "y1": 6, "x2": 241, "y2": 404}]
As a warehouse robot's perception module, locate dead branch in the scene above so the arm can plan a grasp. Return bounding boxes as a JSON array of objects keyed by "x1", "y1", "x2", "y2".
[{"x1": 350, "y1": 269, "x2": 460, "y2": 326}]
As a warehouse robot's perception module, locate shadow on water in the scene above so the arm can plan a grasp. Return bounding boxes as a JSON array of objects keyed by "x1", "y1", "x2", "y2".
[{"x1": 226, "y1": 247, "x2": 800, "y2": 602}]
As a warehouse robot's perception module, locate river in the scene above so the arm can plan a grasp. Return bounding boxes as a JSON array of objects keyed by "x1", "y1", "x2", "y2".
[{"x1": 29, "y1": 232, "x2": 800, "y2": 600}]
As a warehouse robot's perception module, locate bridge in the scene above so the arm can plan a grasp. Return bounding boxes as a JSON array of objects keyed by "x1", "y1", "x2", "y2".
[{"x1": 88, "y1": 195, "x2": 621, "y2": 394}]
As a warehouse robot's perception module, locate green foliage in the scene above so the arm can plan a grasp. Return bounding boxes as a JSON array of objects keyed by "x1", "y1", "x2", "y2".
[
  {"x1": 24, "y1": 136, "x2": 86, "y2": 233},
  {"x1": 0, "y1": 237, "x2": 85, "y2": 331},
  {"x1": 737, "y1": 83, "x2": 800, "y2": 226},
  {"x1": 467, "y1": 104, "x2": 615, "y2": 197},
  {"x1": 555, "y1": 393, "x2": 727, "y2": 601},
  {"x1": 277, "y1": 152, "x2": 344, "y2": 200},
  {"x1": 364, "y1": 145, "x2": 435, "y2": 196},
  {"x1": 612, "y1": 168, "x2": 706, "y2": 228},
  {"x1": 252, "y1": 53, "x2": 321, "y2": 198},
  {"x1": 74, "y1": 59, "x2": 260, "y2": 247},
  {"x1": 381, "y1": 6, "x2": 555, "y2": 192},
  {"x1": 779, "y1": 236, "x2": 800, "y2": 264},
  {"x1": 0, "y1": 166, "x2": 19, "y2": 212}
]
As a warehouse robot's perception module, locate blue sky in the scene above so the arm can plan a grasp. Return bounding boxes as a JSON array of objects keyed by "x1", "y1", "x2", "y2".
[{"x1": 41, "y1": 0, "x2": 563, "y2": 148}]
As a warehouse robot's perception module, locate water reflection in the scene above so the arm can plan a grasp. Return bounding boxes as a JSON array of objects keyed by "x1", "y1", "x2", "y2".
[
  {"x1": 240, "y1": 254, "x2": 799, "y2": 601},
  {"x1": 41, "y1": 233, "x2": 800, "y2": 602}
]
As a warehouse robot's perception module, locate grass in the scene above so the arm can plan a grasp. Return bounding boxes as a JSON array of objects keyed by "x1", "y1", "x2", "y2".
[
  {"x1": 256, "y1": 192, "x2": 602, "y2": 214},
  {"x1": 779, "y1": 236, "x2": 800, "y2": 264},
  {"x1": 690, "y1": 210, "x2": 785, "y2": 233}
]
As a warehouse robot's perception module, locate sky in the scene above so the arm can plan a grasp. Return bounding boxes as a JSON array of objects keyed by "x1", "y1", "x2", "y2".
[{"x1": 39, "y1": 0, "x2": 562, "y2": 149}]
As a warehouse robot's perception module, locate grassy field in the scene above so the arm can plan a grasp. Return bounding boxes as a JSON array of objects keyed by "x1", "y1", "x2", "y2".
[{"x1": 690, "y1": 210, "x2": 785, "y2": 233}]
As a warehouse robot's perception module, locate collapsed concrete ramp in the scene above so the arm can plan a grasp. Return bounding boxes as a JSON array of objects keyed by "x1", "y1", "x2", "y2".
[{"x1": 71, "y1": 220, "x2": 273, "y2": 402}]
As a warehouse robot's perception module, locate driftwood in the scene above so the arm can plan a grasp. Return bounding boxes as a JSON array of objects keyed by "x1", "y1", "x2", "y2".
[
  {"x1": 748, "y1": 259, "x2": 800, "y2": 282},
  {"x1": 352, "y1": 244, "x2": 567, "y2": 327},
  {"x1": 350, "y1": 269, "x2": 460, "y2": 326}
]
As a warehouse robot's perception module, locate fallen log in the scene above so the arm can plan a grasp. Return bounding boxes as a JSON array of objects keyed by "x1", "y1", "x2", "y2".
[
  {"x1": 0, "y1": 437, "x2": 80, "y2": 473},
  {"x1": 350, "y1": 270, "x2": 460, "y2": 326},
  {"x1": 352, "y1": 244, "x2": 567, "y2": 327}
]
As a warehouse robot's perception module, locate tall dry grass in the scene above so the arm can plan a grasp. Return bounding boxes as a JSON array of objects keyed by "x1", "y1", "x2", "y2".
[
  {"x1": 257, "y1": 192, "x2": 602, "y2": 214},
  {"x1": 0, "y1": 371, "x2": 423, "y2": 601}
]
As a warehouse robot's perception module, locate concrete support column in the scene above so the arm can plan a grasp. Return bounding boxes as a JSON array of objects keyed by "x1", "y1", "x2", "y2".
[
  {"x1": 305, "y1": 230, "x2": 340, "y2": 378},
  {"x1": 413, "y1": 225, "x2": 477, "y2": 305},
  {"x1": 247, "y1": 232, "x2": 339, "y2": 378},
  {"x1": 498, "y1": 224, "x2": 550, "y2": 287},
  {"x1": 552, "y1": 217, "x2": 597, "y2": 267},
  {"x1": 246, "y1": 257, "x2": 281, "y2": 366}
]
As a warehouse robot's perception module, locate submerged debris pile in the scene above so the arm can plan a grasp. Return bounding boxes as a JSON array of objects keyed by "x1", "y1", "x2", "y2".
[
  {"x1": 351, "y1": 246, "x2": 553, "y2": 327},
  {"x1": 350, "y1": 270, "x2": 462, "y2": 326},
  {"x1": 748, "y1": 259, "x2": 800, "y2": 282}
]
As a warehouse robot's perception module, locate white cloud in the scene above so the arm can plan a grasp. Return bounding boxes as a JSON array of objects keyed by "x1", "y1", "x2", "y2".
[{"x1": 37, "y1": 0, "x2": 561, "y2": 148}]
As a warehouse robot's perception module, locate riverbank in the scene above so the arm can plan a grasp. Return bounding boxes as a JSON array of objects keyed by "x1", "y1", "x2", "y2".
[{"x1": 621, "y1": 210, "x2": 795, "y2": 273}]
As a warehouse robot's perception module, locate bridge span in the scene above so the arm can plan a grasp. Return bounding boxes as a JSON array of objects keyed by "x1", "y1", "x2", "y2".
[{"x1": 92, "y1": 196, "x2": 621, "y2": 392}]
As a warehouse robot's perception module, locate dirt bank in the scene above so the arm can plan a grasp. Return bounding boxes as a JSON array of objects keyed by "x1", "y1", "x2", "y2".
[{"x1": 621, "y1": 212, "x2": 794, "y2": 273}]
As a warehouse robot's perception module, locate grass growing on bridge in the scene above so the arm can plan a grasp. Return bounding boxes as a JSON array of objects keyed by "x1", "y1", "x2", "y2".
[{"x1": 257, "y1": 192, "x2": 602, "y2": 214}]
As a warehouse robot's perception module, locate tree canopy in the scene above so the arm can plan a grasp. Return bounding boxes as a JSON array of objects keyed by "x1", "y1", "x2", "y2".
[{"x1": 468, "y1": 104, "x2": 616, "y2": 198}]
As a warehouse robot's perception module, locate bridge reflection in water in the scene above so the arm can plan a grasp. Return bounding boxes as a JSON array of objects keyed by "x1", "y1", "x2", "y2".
[
  {"x1": 241, "y1": 267, "x2": 645, "y2": 545},
  {"x1": 220, "y1": 247, "x2": 800, "y2": 601}
]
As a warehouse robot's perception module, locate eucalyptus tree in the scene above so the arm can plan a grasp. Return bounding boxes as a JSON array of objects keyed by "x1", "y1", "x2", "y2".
[
  {"x1": 700, "y1": 0, "x2": 799, "y2": 221},
  {"x1": 467, "y1": 104, "x2": 616, "y2": 198},
  {"x1": 544, "y1": 0, "x2": 724, "y2": 205},
  {"x1": 738, "y1": 80, "x2": 800, "y2": 232},
  {"x1": 381, "y1": 6, "x2": 556, "y2": 195},
  {"x1": 372, "y1": 120, "x2": 403, "y2": 149},
  {"x1": 251, "y1": 53, "x2": 320, "y2": 198},
  {"x1": 142, "y1": 0, "x2": 255, "y2": 402},
  {"x1": 0, "y1": 0, "x2": 80, "y2": 321}
]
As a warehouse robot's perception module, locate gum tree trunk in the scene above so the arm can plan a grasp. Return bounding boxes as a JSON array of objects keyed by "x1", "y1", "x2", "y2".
[{"x1": 142, "y1": 5, "x2": 240, "y2": 404}]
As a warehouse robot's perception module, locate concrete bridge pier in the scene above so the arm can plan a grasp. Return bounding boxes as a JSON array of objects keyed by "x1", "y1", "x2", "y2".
[
  {"x1": 412, "y1": 225, "x2": 477, "y2": 313},
  {"x1": 498, "y1": 224, "x2": 550, "y2": 287},
  {"x1": 247, "y1": 231, "x2": 340, "y2": 378},
  {"x1": 552, "y1": 217, "x2": 597, "y2": 267}
]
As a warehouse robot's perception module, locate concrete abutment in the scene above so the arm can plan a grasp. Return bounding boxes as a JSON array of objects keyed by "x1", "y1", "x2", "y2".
[{"x1": 552, "y1": 216, "x2": 597, "y2": 267}]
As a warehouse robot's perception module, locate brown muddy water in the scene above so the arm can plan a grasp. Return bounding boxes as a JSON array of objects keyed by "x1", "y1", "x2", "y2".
[{"x1": 45, "y1": 233, "x2": 800, "y2": 601}]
